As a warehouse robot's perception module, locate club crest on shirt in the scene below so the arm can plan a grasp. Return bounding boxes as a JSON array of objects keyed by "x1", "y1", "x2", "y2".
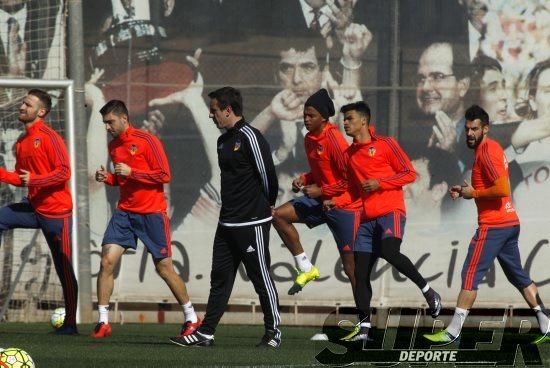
[
  {"x1": 129, "y1": 144, "x2": 138, "y2": 155},
  {"x1": 368, "y1": 146, "x2": 376, "y2": 156},
  {"x1": 234, "y1": 140, "x2": 241, "y2": 151},
  {"x1": 316, "y1": 144, "x2": 324, "y2": 154},
  {"x1": 33, "y1": 138, "x2": 41, "y2": 148}
]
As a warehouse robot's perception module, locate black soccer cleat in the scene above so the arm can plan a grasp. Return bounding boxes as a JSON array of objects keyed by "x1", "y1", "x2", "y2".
[
  {"x1": 169, "y1": 331, "x2": 214, "y2": 347},
  {"x1": 425, "y1": 289, "x2": 442, "y2": 318},
  {"x1": 52, "y1": 324, "x2": 79, "y2": 335},
  {"x1": 256, "y1": 330, "x2": 281, "y2": 348}
]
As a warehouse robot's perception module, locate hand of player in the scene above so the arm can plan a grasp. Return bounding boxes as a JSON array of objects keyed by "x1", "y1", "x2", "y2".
[
  {"x1": 19, "y1": 169, "x2": 30, "y2": 186},
  {"x1": 449, "y1": 184, "x2": 462, "y2": 200},
  {"x1": 302, "y1": 184, "x2": 322, "y2": 198},
  {"x1": 361, "y1": 178, "x2": 380, "y2": 192},
  {"x1": 95, "y1": 165, "x2": 108, "y2": 182},
  {"x1": 292, "y1": 176, "x2": 305, "y2": 193},
  {"x1": 271, "y1": 89, "x2": 304, "y2": 122},
  {"x1": 323, "y1": 199, "x2": 336, "y2": 211},
  {"x1": 114, "y1": 163, "x2": 132, "y2": 177},
  {"x1": 460, "y1": 180, "x2": 475, "y2": 200}
]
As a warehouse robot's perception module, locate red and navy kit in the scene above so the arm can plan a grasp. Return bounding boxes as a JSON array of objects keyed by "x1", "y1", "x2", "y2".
[
  {"x1": 301, "y1": 123, "x2": 353, "y2": 201},
  {"x1": 461, "y1": 138, "x2": 531, "y2": 290},
  {"x1": 103, "y1": 125, "x2": 170, "y2": 214},
  {"x1": 102, "y1": 125, "x2": 172, "y2": 258},
  {"x1": 333, "y1": 131, "x2": 416, "y2": 253},
  {"x1": 0, "y1": 119, "x2": 77, "y2": 328},
  {"x1": 333, "y1": 132, "x2": 416, "y2": 220},
  {"x1": 471, "y1": 139, "x2": 519, "y2": 228},
  {"x1": 292, "y1": 123, "x2": 361, "y2": 252},
  {"x1": 0, "y1": 119, "x2": 72, "y2": 216}
]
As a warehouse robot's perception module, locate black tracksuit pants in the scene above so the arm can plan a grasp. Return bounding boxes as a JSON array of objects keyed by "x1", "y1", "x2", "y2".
[{"x1": 199, "y1": 222, "x2": 281, "y2": 340}]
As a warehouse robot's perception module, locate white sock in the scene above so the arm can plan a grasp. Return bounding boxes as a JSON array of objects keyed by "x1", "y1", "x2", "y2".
[
  {"x1": 98, "y1": 305, "x2": 109, "y2": 324},
  {"x1": 446, "y1": 307, "x2": 469, "y2": 338},
  {"x1": 197, "y1": 331, "x2": 213, "y2": 339},
  {"x1": 182, "y1": 301, "x2": 198, "y2": 323},
  {"x1": 294, "y1": 252, "x2": 312, "y2": 273},
  {"x1": 421, "y1": 284, "x2": 431, "y2": 294},
  {"x1": 534, "y1": 305, "x2": 549, "y2": 334},
  {"x1": 360, "y1": 322, "x2": 371, "y2": 328}
]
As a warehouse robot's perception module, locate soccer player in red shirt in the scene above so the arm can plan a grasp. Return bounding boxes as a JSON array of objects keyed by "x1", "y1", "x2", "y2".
[
  {"x1": 92, "y1": 100, "x2": 198, "y2": 338},
  {"x1": 0, "y1": 89, "x2": 78, "y2": 334},
  {"x1": 327, "y1": 101, "x2": 442, "y2": 341},
  {"x1": 272, "y1": 89, "x2": 362, "y2": 295},
  {"x1": 424, "y1": 105, "x2": 549, "y2": 344}
]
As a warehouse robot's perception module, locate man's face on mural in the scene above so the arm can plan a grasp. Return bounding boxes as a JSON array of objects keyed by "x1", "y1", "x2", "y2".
[
  {"x1": 416, "y1": 43, "x2": 468, "y2": 117},
  {"x1": 480, "y1": 68, "x2": 507, "y2": 122},
  {"x1": 531, "y1": 68, "x2": 550, "y2": 118},
  {"x1": 278, "y1": 47, "x2": 322, "y2": 104}
]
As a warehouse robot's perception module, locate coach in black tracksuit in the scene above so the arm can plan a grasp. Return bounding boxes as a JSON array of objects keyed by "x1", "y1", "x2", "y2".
[{"x1": 196, "y1": 86, "x2": 281, "y2": 348}]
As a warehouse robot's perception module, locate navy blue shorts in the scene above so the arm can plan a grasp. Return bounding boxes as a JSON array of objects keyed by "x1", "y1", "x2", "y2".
[
  {"x1": 0, "y1": 198, "x2": 78, "y2": 326},
  {"x1": 355, "y1": 211, "x2": 406, "y2": 253},
  {"x1": 291, "y1": 196, "x2": 361, "y2": 253},
  {"x1": 461, "y1": 225, "x2": 532, "y2": 291},
  {"x1": 102, "y1": 209, "x2": 172, "y2": 259}
]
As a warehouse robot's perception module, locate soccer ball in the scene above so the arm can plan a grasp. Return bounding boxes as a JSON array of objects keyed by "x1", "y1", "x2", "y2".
[
  {"x1": 50, "y1": 307, "x2": 65, "y2": 329},
  {"x1": 0, "y1": 347, "x2": 35, "y2": 368}
]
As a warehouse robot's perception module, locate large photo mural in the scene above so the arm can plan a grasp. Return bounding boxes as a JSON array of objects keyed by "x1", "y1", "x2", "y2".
[{"x1": 78, "y1": 0, "x2": 550, "y2": 306}]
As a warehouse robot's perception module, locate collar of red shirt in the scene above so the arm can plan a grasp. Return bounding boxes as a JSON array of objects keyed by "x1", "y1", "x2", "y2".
[
  {"x1": 118, "y1": 124, "x2": 135, "y2": 142},
  {"x1": 307, "y1": 122, "x2": 334, "y2": 141},
  {"x1": 351, "y1": 125, "x2": 377, "y2": 147},
  {"x1": 25, "y1": 118, "x2": 45, "y2": 134}
]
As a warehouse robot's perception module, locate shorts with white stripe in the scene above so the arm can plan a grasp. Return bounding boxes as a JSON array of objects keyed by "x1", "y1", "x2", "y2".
[{"x1": 199, "y1": 223, "x2": 281, "y2": 340}]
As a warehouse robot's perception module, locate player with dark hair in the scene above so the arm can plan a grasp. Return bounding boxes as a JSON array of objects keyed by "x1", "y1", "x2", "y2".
[
  {"x1": 326, "y1": 101, "x2": 442, "y2": 342},
  {"x1": 424, "y1": 104, "x2": 550, "y2": 344},
  {"x1": 272, "y1": 88, "x2": 362, "y2": 295},
  {"x1": 0, "y1": 89, "x2": 78, "y2": 334},
  {"x1": 170, "y1": 86, "x2": 281, "y2": 348},
  {"x1": 92, "y1": 99, "x2": 199, "y2": 339}
]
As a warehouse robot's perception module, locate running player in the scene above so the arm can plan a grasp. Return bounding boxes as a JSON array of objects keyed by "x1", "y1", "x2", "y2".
[
  {"x1": 92, "y1": 100, "x2": 198, "y2": 338},
  {"x1": 424, "y1": 105, "x2": 549, "y2": 344}
]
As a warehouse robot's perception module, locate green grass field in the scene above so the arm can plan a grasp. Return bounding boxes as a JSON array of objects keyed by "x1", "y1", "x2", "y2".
[{"x1": 0, "y1": 323, "x2": 548, "y2": 367}]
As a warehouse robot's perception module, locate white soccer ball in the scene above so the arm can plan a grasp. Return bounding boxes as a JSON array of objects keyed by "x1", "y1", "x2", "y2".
[
  {"x1": 0, "y1": 347, "x2": 35, "y2": 368},
  {"x1": 50, "y1": 307, "x2": 65, "y2": 329}
]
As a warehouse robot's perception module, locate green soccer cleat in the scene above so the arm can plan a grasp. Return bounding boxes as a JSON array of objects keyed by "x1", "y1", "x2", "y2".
[
  {"x1": 340, "y1": 324, "x2": 360, "y2": 341},
  {"x1": 340, "y1": 325, "x2": 372, "y2": 342},
  {"x1": 532, "y1": 334, "x2": 550, "y2": 345},
  {"x1": 288, "y1": 266, "x2": 320, "y2": 295},
  {"x1": 423, "y1": 330, "x2": 457, "y2": 343}
]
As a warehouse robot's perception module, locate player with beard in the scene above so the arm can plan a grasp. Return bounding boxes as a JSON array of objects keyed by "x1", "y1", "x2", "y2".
[{"x1": 424, "y1": 105, "x2": 550, "y2": 344}]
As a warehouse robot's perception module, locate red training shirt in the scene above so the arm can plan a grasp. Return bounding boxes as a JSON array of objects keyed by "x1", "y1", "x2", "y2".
[
  {"x1": 334, "y1": 132, "x2": 416, "y2": 220},
  {"x1": 104, "y1": 125, "x2": 170, "y2": 214},
  {"x1": 301, "y1": 123, "x2": 361, "y2": 210},
  {"x1": 471, "y1": 138, "x2": 519, "y2": 227},
  {"x1": 0, "y1": 119, "x2": 72, "y2": 216}
]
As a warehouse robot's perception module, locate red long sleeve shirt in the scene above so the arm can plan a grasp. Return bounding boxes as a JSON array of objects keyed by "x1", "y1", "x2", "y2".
[
  {"x1": 105, "y1": 125, "x2": 170, "y2": 214},
  {"x1": 0, "y1": 119, "x2": 72, "y2": 216},
  {"x1": 471, "y1": 138, "x2": 519, "y2": 227},
  {"x1": 334, "y1": 133, "x2": 416, "y2": 220},
  {"x1": 301, "y1": 123, "x2": 361, "y2": 210}
]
